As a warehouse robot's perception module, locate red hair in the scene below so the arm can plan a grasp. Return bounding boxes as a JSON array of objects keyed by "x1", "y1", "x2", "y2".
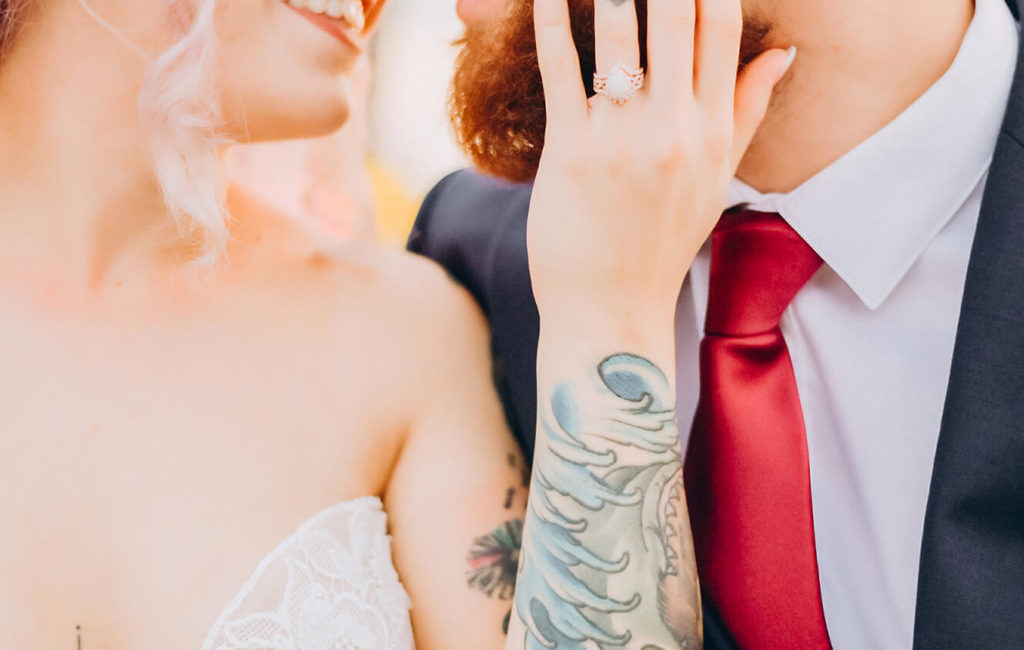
[
  {"x1": 451, "y1": 0, "x2": 647, "y2": 183},
  {"x1": 450, "y1": 0, "x2": 770, "y2": 183}
]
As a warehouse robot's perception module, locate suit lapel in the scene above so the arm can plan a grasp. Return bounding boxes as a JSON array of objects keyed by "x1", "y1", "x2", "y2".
[{"x1": 914, "y1": 1, "x2": 1024, "y2": 644}]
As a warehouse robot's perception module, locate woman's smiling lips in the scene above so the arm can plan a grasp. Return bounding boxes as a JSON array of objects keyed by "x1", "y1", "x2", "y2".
[
  {"x1": 282, "y1": 0, "x2": 381, "y2": 53},
  {"x1": 286, "y1": 5, "x2": 365, "y2": 52}
]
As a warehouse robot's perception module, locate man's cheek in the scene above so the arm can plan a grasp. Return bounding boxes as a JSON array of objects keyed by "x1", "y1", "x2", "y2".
[{"x1": 456, "y1": 0, "x2": 511, "y2": 27}]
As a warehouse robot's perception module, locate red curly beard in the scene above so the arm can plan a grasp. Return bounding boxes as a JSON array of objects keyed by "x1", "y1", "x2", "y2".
[{"x1": 450, "y1": 0, "x2": 773, "y2": 183}]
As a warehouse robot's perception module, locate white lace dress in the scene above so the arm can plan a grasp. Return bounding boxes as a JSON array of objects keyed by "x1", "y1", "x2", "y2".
[{"x1": 201, "y1": 497, "x2": 415, "y2": 650}]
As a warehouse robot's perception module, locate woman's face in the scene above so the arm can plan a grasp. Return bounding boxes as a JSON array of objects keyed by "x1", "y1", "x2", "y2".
[{"x1": 215, "y1": 0, "x2": 385, "y2": 141}]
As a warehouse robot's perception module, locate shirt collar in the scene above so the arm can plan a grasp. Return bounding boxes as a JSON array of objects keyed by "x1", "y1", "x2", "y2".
[{"x1": 728, "y1": 0, "x2": 1019, "y2": 310}]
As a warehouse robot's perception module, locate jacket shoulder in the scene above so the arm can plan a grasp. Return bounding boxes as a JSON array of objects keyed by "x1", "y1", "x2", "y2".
[
  {"x1": 407, "y1": 169, "x2": 533, "y2": 313},
  {"x1": 409, "y1": 168, "x2": 532, "y2": 255}
]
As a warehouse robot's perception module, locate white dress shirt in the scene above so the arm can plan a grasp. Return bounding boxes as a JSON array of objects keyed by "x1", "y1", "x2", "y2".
[{"x1": 674, "y1": 0, "x2": 1020, "y2": 647}]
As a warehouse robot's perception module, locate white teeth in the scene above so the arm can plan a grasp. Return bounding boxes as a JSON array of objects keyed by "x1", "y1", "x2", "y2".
[
  {"x1": 341, "y1": 0, "x2": 365, "y2": 30},
  {"x1": 287, "y1": 0, "x2": 365, "y2": 31}
]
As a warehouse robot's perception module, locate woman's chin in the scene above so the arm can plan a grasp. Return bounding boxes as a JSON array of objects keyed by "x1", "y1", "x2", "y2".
[
  {"x1": 228, "y1": 87, "x2": 353, "y2": 143},
  {"x1": 280, "y1": 103, "x2": 352, "y2": 140}
]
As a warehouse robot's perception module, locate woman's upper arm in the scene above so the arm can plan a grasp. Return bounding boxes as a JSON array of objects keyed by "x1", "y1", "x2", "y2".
[{"x1": 383, "y1": 268, "x2": 527, "y2": 650}]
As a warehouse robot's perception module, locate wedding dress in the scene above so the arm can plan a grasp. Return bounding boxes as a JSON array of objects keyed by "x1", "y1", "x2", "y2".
[{"x1": 201, "y1": 496, "x2": 415, "y2": 650}]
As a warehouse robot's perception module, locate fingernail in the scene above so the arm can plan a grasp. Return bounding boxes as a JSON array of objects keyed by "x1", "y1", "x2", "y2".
[{"x1": 778, "y1": 46, "x2": 797, "y2": 80}]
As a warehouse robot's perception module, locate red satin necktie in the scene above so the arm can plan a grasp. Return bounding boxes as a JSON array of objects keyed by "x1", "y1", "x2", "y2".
[{"x1": 684, "y1": 209, "x2": 832, "y2": 649}]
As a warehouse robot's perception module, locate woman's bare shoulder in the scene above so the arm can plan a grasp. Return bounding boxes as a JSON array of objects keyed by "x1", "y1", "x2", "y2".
[
  {"x1": 323, "y1": 241, "x2": 493, "y2": 383},
  {"x1": 224, "y1": 185, "x2": 490, "y2": 374},
  {"x1": 214, "y1": 188, "x2": 496, "y2": 479}
]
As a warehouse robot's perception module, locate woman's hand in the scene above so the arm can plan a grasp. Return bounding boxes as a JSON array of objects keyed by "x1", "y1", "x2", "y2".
[
  {"x1": 509, "y1": 3, "x2": 795, "y2": 646},
  {"x1": 527, "y1": 0, "x2": 794, "y2": 327}
]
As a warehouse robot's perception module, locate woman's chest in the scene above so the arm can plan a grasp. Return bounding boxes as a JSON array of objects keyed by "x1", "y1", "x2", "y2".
[
  {"x1": 0, "y1": 318, "x2": 405, "y2": 647},
  {"x1": 0, "y1": 495, "x2": 411, "y2": 649}
]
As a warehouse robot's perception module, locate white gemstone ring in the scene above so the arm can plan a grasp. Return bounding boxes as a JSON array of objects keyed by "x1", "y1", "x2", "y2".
[{"x1": 592, "y1": 62, "x2": 645, "y2": 105}]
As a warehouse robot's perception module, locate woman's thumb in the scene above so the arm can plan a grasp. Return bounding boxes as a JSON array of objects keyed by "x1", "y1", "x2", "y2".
[{"x1": 730, "y1": 46, "x2": 797, "y2": 170}]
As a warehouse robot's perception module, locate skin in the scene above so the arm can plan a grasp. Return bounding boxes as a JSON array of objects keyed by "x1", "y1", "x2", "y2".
[
  {"x1": 0, "y1": 0, "x2": 524, "y2": 648},
  {"x1": 456, "y1": 0, "x2": 510, "y2": 26},
  {"x1": 737, "y1": 0, "x2": 973, "y2": 192},
  {"x1": 508, "y1": 0, "x2": 975, "y2": 647},
  {"x1": 0, "y1": 0, "x2": 977, "y2": 645},
  {"x1": 509, "y1": 0, "x2": 791, "y2": 646}
]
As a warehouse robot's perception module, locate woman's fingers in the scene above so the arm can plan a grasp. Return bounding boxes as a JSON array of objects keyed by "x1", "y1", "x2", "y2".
[
  {"x1": 693, "y1": 0, "x2": 743, "y2": 113},
  {"x1": 593, "y1": 0, "x2": 641, "y2": 80},
  {"x1": 646, "y1": 0, "x2": 695, "y2": 105},
  {"x1": 535, "y1": 0, "x2": 588, "y2": 127},
  {"x1": 730, "y1": 46, "x2": 796, "y2": 169}
]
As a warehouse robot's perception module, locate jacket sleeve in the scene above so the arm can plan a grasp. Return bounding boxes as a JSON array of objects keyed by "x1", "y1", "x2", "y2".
[
  {"x1": 406, "y1": 168, "x2": 540, "y2": 459},
  {"x1": 408, "y1": 169, "x2": 496, "y2": 316}
]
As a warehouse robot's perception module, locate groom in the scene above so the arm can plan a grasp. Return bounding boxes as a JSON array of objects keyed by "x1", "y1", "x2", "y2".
[{"x1": 411, "y1": 0, "x2": 1024, "y2": 647}]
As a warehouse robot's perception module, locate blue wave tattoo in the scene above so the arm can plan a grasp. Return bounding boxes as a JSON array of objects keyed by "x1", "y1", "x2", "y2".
[{"x1": 514, "y1": 354, "x2": 701, "y2": 649}]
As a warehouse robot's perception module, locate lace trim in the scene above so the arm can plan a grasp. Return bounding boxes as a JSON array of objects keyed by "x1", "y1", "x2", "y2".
[{"x1": 201, "y1": 496, "x2": 414, "y2": 650}]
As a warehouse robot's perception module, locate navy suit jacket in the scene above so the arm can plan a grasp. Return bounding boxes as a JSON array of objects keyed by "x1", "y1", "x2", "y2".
[{"x1": 409, "y1": 1, "x2": 1024, "y2": 644}]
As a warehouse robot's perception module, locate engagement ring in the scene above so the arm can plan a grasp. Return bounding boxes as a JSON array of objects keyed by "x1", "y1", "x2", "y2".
[{"x1": 593, "y1": 63, "x2": 645, "y2": 105}]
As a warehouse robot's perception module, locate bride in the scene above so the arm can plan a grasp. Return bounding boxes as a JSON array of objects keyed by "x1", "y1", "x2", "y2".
[
  {"x1": 0, "y1": 0, "x2": 792, "y2": 646},
  {"x1": 0, "y1": 0, "x2": 526, "y2": 647}
]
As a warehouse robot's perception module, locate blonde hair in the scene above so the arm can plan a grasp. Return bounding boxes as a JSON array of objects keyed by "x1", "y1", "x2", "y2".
[
  {"x1": 1, "y1": 0, "x2": 231, "y2": 264},
  {"x1": 139, "y1": 0, "x2": 230, "y2": 265},
  {"x1": 0, "y1": 0, "x2": 31, "y2": 58}
]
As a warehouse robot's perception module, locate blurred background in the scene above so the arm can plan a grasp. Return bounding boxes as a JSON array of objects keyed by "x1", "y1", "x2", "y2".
[{"x1": 228, "y1": 0, "x2": 471, "y2": 247}]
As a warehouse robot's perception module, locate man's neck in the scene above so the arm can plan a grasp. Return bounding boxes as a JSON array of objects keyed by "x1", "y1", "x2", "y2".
[{"x1": 737, "y1": 0, "x2": 976, "y2": 194}]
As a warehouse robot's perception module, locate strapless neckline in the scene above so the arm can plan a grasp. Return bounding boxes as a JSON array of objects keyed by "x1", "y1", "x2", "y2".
[{"x1": 200, "y1": 496, "x2": 414, "y2": 650}]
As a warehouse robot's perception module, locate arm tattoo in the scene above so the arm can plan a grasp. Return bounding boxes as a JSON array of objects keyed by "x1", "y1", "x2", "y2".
[
  {"x1": 467, "y1": 519, "x2": 524, "y2": 601},
  {"x1": 514, "y1": 354, "x2": 701, "y2": 649},
  {"x1": 509, "y1": 451, "x2": 530, "y2": 488}
]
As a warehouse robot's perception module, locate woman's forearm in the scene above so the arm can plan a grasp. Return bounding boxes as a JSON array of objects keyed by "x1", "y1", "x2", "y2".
[
  {"x1": 506, "y1": 0, "x2": 795, "y2": 641},
  {"x1": 507, "y1": 322, "x2": 701, "y2": 649}
]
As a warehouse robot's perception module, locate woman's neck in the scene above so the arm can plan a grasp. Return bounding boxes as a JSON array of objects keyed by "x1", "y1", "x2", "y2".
[{"x1": 0, "y1": 3, "x2": 203, "y2": 291}]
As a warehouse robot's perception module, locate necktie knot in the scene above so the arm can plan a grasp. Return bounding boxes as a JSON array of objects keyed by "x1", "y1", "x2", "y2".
[{"x1": 705, "y1": 209, "x2": 823, "y2": 336}]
